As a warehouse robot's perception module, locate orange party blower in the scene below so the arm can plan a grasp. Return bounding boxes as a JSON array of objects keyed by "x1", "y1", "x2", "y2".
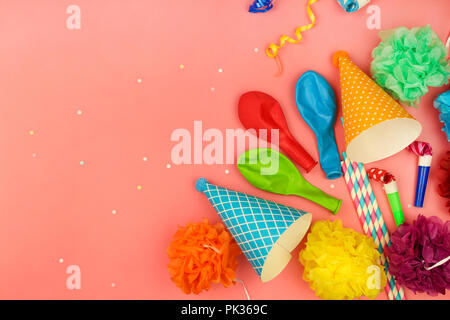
[{"x1": 238, "y1": 91, "x2": 317, "y2": 172}]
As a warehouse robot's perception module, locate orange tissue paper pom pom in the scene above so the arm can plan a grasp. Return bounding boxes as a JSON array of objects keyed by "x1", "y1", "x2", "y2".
[{"x1": 167, "y1": 218, "x2": 241, "y2": 294}]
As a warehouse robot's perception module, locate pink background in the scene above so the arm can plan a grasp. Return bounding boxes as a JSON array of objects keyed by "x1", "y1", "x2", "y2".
[{"x1": 0, "y1": 0, "x2": 449, "y2": 300}]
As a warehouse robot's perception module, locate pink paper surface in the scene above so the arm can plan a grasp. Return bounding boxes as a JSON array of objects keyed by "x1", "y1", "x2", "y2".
[{"x1": 0, "y1": 0, "x2": 449, "y2": 299}]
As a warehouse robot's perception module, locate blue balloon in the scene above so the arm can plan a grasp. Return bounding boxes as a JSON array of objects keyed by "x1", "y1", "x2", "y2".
[{"x1": 295, "y1": 71, "x2": 343, "y2": 179}]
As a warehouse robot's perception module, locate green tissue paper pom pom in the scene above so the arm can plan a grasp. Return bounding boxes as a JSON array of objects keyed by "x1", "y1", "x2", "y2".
[{"x1": 371, "y1": 25, "x2": 450, "y2": 107}]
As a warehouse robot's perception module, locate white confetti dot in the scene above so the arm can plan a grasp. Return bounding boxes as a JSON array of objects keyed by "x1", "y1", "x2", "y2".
[
  {"x1": 137, "y1": 78, "x2": 142, "y2": 83},
  {"x1": 166, "y1": 164, "x2": 171, "y2": 168},
  {"x1": 330, "y1": 184, "x2": 335, "y2": 189},
  {"x1": 59, "y1": 258, "x2": 64, "y2": 263},
  {"x1": 111, "y1": 283, "x2": 116, "y2": 288},
  {"x1": 225, "y1": 169, "x2": 229, "y2": 174},
  {"x1": 210, "y1": 87, "x2": 215, "y2": 92},
  {"x1": 80, "y1": 161, "x2": 85, "y2": 165},
  {"x1": 32, "y1": 153, "x2": 37, "y2": 158},
  {"x1": 112, "y1": 210, "x2": 117, "y2": 215},
  {"x1": 143, "y1": 157, "x2": 148, "y2": 162},
  {"x1": 408, "y1": 204, "x2": 412, "y2": 208},
  {"x1": 77, "y1": 110, "x2": 82, "y2": 115},
  {"x1": 254, "y1": 48, "x2": 259, "y2": 52},
  {"x1": 218, "y1": 68, "x2": 223, "y2": 73}
]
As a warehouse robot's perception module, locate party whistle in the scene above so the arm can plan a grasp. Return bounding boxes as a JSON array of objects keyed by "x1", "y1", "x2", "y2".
[
  {"x1": 367, "y1": 168, "x2": 405, "y2": 226},
  {"x1": 407, "y1": 141, "x2": 432, "y2": 208}
]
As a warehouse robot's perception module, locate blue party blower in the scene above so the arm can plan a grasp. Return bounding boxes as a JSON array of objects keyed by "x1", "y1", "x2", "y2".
[{"x1": 295, "y1": 71, "x2": 343, "y2": 179}]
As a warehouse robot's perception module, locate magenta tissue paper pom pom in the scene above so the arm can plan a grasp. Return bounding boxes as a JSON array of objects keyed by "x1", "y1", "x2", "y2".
[{"x1": 386, "y1": 215, "x2": 450, "y2": 295}]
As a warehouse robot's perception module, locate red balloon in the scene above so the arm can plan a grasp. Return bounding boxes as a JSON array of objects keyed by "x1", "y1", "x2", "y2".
[{"x1": 238, "y1": 91, "x2": 317, "y2": 173}]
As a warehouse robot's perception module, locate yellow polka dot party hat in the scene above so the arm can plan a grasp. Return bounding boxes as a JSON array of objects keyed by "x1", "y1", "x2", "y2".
[{"x1": 333, "y1": 51, "x2": 422, "y2": 163}]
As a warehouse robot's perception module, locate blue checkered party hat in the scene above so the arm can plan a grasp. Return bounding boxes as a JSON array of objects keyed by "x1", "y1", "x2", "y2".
[{"x1": 196, "y1": 178, "x2": 312, "y2": 282}]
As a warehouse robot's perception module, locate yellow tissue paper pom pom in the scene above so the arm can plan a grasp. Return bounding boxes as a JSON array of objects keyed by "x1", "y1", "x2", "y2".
[{"x1": 299, "y1": 220, "x2": 386, "y2": 300}]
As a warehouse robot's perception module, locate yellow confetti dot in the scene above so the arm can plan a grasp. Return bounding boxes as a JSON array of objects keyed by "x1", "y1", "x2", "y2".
[
  {"x1": 137, "y1": 185, "x2": 142, "y2": 190},
  {"x1": 29, "y1": 130, "x2": 34, "y2": 135},
  {"x1": 179, "y1": 64, "x2": 184, "y2": 69}
]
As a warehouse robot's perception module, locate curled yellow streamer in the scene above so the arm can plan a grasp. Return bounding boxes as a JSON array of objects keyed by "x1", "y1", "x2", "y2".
[{"x1": 266, "y1": 0, "x2": 319, "y2": 74}]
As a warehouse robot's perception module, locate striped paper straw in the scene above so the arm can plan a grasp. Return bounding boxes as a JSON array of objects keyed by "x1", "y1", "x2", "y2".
[{"x1": 341, "y1": 152, "x2": 405, "y2": 300}]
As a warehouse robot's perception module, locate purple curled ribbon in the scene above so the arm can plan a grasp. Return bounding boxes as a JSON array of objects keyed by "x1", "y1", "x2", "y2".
[{"x1": 249, "y1": 0, "x2": 274, "y2": 13}]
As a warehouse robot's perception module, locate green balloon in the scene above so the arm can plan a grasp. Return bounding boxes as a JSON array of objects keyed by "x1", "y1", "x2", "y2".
[{"x1": 237, "y1": 148, "x2": 341, "y2": 214}]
